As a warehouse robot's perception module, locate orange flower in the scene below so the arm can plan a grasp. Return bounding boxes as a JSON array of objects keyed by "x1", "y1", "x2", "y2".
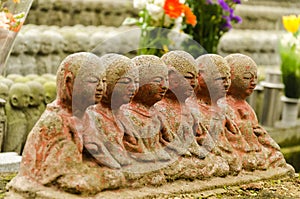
[
  {"x1": 13, "y1": 0, "x2": 20, "y2": 3},
  {"x1": 163, "y1": 0, "x2": 184, "y2": 19},
  {"x1": 5, "y1": 12, "x2": 16, "y2": 23},
  {"x1": 183, "y1": 5, "x2": 197, "y2": 26}
]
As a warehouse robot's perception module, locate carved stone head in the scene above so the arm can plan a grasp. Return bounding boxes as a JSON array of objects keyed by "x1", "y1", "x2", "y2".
[
  {"x1": 196, "y1": 54, "x2": 231, "y2": 102},
  {"x1": 161, "y1": 50, "x2": 197, "y2": 101},
  {"x1": 26, "y1": 81, "x2": 45, "y2": 107},
  {"x1": 43, "y1": 81, "x2": 57, "y2": 104},
  {"x1": 225, "y1": 53, "x2": 258, "y2": 99},
  {"x1": 56, "y1": 52, "x2": 106, "y2": 116},
  {"x1": 8, "y1": 83, "x2": 30, "y2": 109},
  {"x1": 100, "y1": 53, "x2": 138, "y2": 109},
  {"x1": 132, "y1": 55, "x2": 168, "y2": 106},
  {"x1": 39, "y1": 31, "x2": 56, "y2": 55},
  {"x1": 24, "y1": 30, "x2": 41, "y2": 55},
  {"x1": 12, "y1": 33, "x2": 26, "y2": 55},
  {"x1": 0, "y1": 83, "x2": 9, "y2": 103}
]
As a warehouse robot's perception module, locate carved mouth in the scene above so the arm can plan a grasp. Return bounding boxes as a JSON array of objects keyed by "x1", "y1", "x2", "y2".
[{"x1": 95, "y1": 92, "x2": 103, "y2": 98}]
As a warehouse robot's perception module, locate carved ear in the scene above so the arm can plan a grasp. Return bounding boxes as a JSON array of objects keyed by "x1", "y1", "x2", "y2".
[
  {"x1": 11, "y1": 96, "x2": 19, "y2": 107},
  {"x1": 65, "y1": 72, "x2": 74, "y2": 99}
]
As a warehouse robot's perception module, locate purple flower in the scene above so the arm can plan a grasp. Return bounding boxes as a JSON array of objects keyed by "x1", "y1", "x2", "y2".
[
  {"x1": 218, "y1": 0, "x2": 230, "y2": 12},
  {"x1": 206, "y1": 0, "x2": 213, "y2": 4},
  {"x1": 222, "y1": 16, "x2": 232, "y2": 30},
  {"x1": 232, "y1": 0, "x2": 241, "y2": 4},
  {"x1": 232, "y1": 15, "x2": 242, "y2": 23},
  {"x1": 229, "y1": 8, "x2": 242, "y2": 23}
]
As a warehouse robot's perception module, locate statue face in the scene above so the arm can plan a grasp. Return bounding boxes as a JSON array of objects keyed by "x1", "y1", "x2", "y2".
[
  {"x1": 0, "y1": 83, "x2": 9, "y2": 102},
  {"x1": 10, "y1": 84, "x2": 30, "y2": 108},
  {"x1": 225, "y1": 53, "x2": 258, "y2": 99},
  {"x1": 196, "y1": 54, "x2": 231, "y2": 101},
  {"x1": 168, "y1": 70, "x2": 196, "y2": 100},
  {"x1": 40, "y1": 34, "x2": 55, "y2": 54},
  {"x1": 29, "y1": 91, "x2": 40, "y2": 106},
  {"x1": 24, "y1": 32, "x2": 41, "y2": 54},
  {"x1": 132, "y1": 55, "x2": 169, "y2": 105},
  {"x1": 140, "y1": 72, "x2": 169, "y2": 103},
  {"x1": 13, "y1": 35, "x2": 26, "y2": 54},
  {"x1": 44, "y1": 82, "x2": 56, "y2": 104},
  {"x1": 112, "y1": 69, "x2": 139, "y2": 108},
  {"x1": 73, "y1": 70, "x2": 107, "y2": 107},
  {"x1": 27, "y1": 82, "x2": 45, "y2": 106},
  {"x1": 16, "y1": 90, "x2": 30, "y2": 108},
  {"x1": 231, "y1": 65, "x2": 257, "y2": 98},
  {"x1": 211, "y1": 68, "x2": 231, "y2": 99},
  {"x1": 161, "y1": 50, "x2": 197, "y2": 100}
]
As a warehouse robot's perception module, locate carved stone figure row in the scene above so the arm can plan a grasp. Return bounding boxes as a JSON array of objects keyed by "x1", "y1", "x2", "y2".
[
  {"x1": 6, "y1": 26, "x2": 137, "y2": 75},
  {"x1": 26, "y1": 0, "x2": 136, "y2": 27},
  {"x1": 7, "y1": 51, "x2": 290, "y2": 196},
  {"x1": 0, "y1": 74, "x2": 56, "y2": 154}
]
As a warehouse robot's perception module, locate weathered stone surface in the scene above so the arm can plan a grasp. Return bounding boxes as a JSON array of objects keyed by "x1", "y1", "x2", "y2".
[{"x1": 5, "y1": 165, "x2": 295, "y2": 199}]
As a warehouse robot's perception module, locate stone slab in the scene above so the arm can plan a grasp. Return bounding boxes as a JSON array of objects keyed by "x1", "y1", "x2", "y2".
[
  {"x1": 0, "y1": 152, "x2": 22, "y2": 173},
  {"x1": 5, "y1": 165, "x2": 295, "y2": 199},
  {"x1": 267, "y1": 121, "x2": 300, "y2": 148},
  {"x1": 218, "y1": 29, "x2": 282, "y2": 66},
  {"x1": 234, "y1": 5, "x2": 300, "y2": 30},
  {"x1": 243, "y1": 0, "x2": 300, "y2": 8}
]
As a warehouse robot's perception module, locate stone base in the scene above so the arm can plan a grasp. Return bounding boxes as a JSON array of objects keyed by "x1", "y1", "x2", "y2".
[
  {"x1": 5, "y1": 164, "x2": 294, "y2": 199},
  {"x1": 0, "y1": 152, "x2": 22, "y2": 173}
]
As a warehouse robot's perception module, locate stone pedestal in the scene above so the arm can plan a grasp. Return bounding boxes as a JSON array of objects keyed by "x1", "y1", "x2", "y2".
[
  {"x1": 260, "y1": 70, "x2": 284, "y2": 127},
  {"x1": 0, "y1": 152, "x2": 22, "y2": 173},
  {"x1": 280, "y1": 96, "x2": 299, "y2": 127}
]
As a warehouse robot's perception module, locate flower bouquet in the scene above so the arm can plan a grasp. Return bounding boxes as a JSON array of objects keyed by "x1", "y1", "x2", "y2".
[
  {"x1": 183, "y1": 0, "x2": 242, "y2": 54},
  {"x1": 124, "y1": 0, "x2": 198, "y2": 57},
  {"x1": 279, "y1": 15, "x2": 300, "y2": 99},
  {"x1": 0, "y1": 0, "x2": 33, "y2": 74},
  {"x1": 279, "y1": 14, "x2": 300, "y2": 126}
]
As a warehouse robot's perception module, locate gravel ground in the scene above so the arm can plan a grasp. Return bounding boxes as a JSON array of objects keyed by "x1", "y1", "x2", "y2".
[{"x1": 1, "y1": 172, "x2": 299, "y2": 199}]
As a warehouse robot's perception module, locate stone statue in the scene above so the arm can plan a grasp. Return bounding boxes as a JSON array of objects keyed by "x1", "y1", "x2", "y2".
[
  {"x1": 36, "y1": 31, "x2": 56, "y2": 75},
  {"x1": 83, "y1": 53, "x2": 137, "y2": 169},
  {"x1": 187, "y1": 54, "x2": 244, "y2": 175},
  {"x1": 3, "y1": 83, "x2": 30, "y2": 154},
  {"x1": 118, "y1": 55, "x2": 172, "y2": 162},
  {"x1": 0, "y1": 82, "x2": 9, "y2": 103},
  {"x1": 156, "y1": 50, "x2": 207, "y2": 158},
  {"x1": 0, "y1": 83, "x2": 8, "y2": 151},
  {"x1": 12, "y1": 52, "x2": 125, "y2": 194},
  {"x1": 6, "y1": 74, "x2": 23, "y2": 82},
  {"x1": 153, "y1": 50, "x2": 226, "y2": 178},
  {"x1": 5, "y1": 34, "x2": 25, "y2": 75},
  {"x1": 22, "y1": 30, "x2": 41, "y2": 75},
  {"x1": 225, "y1": 53, "x2": 286, "y2": 168},
  {"x1": 25, "y1": 74, "x2": 39, "y2": 81},
  {"x1": 43, "y1": 81, "x2": 57, "y2": 105},
  {"x1": 49, "y1": 31, "x2": 65, "y2": 74},
  {"x1": 0, "y1": 78, "x2": 14, "y2": 89},
  {"x1": 5, "y1": 52, "x2": 294, "y2": 198},
  {"x1": 24, "y1": 81, "x2": 46, "y2": 133},
  {"x1": 23, "y1": 30, "x2": 41, "y2": 55}
]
